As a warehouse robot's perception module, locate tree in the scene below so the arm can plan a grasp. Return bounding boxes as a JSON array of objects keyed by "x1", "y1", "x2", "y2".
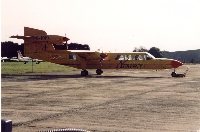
[
  {"x1": 133, "y1": 46, "x2": 148, "y2": 52},
  {"x1": 148, "y1": 47, "x2": 163, "y2": 58},
  {"x1": 190, "y1": 58, "x2": 195, "y2": 63},
  {"x1": 1, "y1": 41, "x2": 90, "y2": 58},
  {"x1": 1, "y1": 41, "x2": 24, "y2": 57},
  {"x1": 68, "y1": 43, "x2": 90, "y2": 50}
]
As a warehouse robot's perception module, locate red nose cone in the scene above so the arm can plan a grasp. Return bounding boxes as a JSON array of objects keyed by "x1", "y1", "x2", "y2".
[{"x1": 171, "y1": 60, "x2": 183, "y2": 68}]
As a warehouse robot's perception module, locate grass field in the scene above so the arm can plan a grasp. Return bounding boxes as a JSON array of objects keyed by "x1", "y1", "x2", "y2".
[{"x1": 1, "y1": 62, "x2": 77, "y2": 74}]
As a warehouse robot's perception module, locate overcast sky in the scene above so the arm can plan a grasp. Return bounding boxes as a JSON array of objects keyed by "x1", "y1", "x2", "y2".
[{"x1": 1, "y1": 0, "x2": 200, "y2": 52}]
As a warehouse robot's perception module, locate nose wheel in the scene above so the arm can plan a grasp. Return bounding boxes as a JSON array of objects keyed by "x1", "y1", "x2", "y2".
[
  {"x1": 171, "y1": 68, "x2": 176, "y2": 77},
  {"x1": 171, "y1": 71, "x2": 177, "y2": 77},
  {"x1": 171, "y1": 67, "x2": 189, "y2": 77},
  {"x1": 171, "y1": 68, "x2": 177, "y2": 77}
]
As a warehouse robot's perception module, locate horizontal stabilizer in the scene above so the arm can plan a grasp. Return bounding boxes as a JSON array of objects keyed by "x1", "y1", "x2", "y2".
[{"x1": 10, "y1": 36, "x2": 34, "y2": 39}]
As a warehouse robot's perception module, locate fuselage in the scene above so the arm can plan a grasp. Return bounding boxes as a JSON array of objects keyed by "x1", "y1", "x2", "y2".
[
  {"x1": 10, "y1": 27, "x2": 183, "y2": 73},
  {"x1": 27, "y1": 49, "x2": 182, "y2": 70}
]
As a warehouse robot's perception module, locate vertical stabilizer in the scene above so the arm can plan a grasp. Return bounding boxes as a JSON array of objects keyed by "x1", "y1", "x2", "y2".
[
  {"x1": 24, "y1": 27, "x2": 47, "y2": 58},
  {"x1": 23, "y1": 27, "x2": 52, "y2": 60},
  {"x1": 24, "y1": 27, "x2": 47, "y2": 36},
  {"x1": 17, "y1": 50, "x2": 24, "y2": 60}
]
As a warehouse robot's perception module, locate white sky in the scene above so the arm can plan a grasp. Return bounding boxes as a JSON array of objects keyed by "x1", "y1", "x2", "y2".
[{"x1": 1, "y1": 0, "x2": 200, "y2": 52}]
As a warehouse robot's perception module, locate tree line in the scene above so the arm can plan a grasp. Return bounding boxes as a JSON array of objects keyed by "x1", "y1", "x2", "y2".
[
  {"x1": 133, "y1": 46, "x2": 163, "y2": 58},
  {"x1": 1, "y1": 41, "x2": 90, "y2": 57},
  {"x1": 1, "y1": 42, "x2": 24, "y2": 58}
]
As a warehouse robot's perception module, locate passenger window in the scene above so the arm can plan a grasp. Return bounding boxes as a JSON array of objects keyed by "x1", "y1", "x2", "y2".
[
  {"x1": 115, "y1": 55, "x2": 120, "y2": 60},
  {"x1": 134, "y1": 55, "x2": 143, "y2": 60},
  {"x1": 69, "y1": 55, "x2": 76, "y2": 60},
  {"x1": 144, "y1": 55, "x2": 147, "y2": 60},
  {"x1": 125, "y1": 55, "x2": 132, "y2": 60},
  {"x1": 115, "y1": 55, "x2": 124, "y2": 60}
]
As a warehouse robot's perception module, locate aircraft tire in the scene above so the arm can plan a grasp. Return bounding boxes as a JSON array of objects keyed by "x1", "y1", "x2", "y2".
[
  {"x1": 81, "y1": 70, "x2": 88, "y2": 76},
  {"x1": 96, "y1": 69, "x2": 103, "y2": 75},
  {"x1": 171, "y1": 72, "x2": 176, "y2": 77},
  {"x1": 38, "y1": 128, "x2": 89, "y2": 132}
]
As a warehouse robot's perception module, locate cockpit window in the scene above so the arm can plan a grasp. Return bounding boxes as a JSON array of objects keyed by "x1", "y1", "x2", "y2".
[{"x1": 144, "y1": 53, "x2": 155, "y2": 60}]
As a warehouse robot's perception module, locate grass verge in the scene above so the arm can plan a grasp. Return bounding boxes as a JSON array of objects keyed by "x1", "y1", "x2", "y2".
[{"x1": 1, "y1": 62, "x2": 77, "y2": 74}]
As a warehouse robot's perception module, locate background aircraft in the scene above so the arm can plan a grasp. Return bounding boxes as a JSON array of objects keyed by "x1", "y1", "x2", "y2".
[
  {"x1": 17, "y1": 50, "x2": 42, "y2": 64},
  {"x1": 10, "y1": 27, "x2": 183, "y2": 77},
  {"x1": 1, "y1": 57, "x2": 10, "y2": 62}
]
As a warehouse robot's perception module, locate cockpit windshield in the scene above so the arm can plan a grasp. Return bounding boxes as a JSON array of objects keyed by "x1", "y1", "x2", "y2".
[{"x1": 145, "y1": 53, "x2": 155, "y2": 60}]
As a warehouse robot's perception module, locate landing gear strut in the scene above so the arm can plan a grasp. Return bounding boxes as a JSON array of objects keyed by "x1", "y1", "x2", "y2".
[
  {"x1": 81, "y1": 70, "x2": 88, "y2": 76},
  {"x1": 96, "y1": 69, "x2": 103, "y2": 75}
]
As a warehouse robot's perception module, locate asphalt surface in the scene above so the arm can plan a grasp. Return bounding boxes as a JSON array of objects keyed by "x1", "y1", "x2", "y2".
[{"x1": 1, "y1": 64, "x2": 200, "y2": 132}]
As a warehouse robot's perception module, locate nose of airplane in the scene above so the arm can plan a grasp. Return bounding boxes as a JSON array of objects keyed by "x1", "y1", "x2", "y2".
[{"x1": 171, "y1": 60, "x2": 183, "y2": 68}]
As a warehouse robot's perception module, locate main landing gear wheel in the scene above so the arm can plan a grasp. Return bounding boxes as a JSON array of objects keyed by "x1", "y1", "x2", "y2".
[
  {"x1": 81, "y1": 70, "x2": 88, "y2": 76},
  {"x1": 96, "y1": 69, "x2": 103, "y2": 75}
]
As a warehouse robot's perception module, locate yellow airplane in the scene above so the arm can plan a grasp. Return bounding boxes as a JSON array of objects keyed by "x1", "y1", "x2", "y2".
[{"x1": 10, "y1": 27, "x2": 183, "y2": 77}]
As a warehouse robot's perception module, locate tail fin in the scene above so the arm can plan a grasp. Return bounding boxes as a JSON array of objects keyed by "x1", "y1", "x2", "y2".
[
  {"x1": 17, "y1": 50, "x2": 23, "y2": 59},
  {"x1": 24, "y1": 27, "x2": 47, "y2": 36},
  {"x1": 12, "y1": 27, "x2": 68, "y2": 61},
  {"x1": 23, "y1": 27, "x2": 49, "y2": 58}
]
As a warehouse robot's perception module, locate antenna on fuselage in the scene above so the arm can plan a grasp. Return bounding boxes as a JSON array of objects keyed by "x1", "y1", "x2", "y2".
[{"x1": 64, "y1": 33, "x2": 68, "y2": 50}]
